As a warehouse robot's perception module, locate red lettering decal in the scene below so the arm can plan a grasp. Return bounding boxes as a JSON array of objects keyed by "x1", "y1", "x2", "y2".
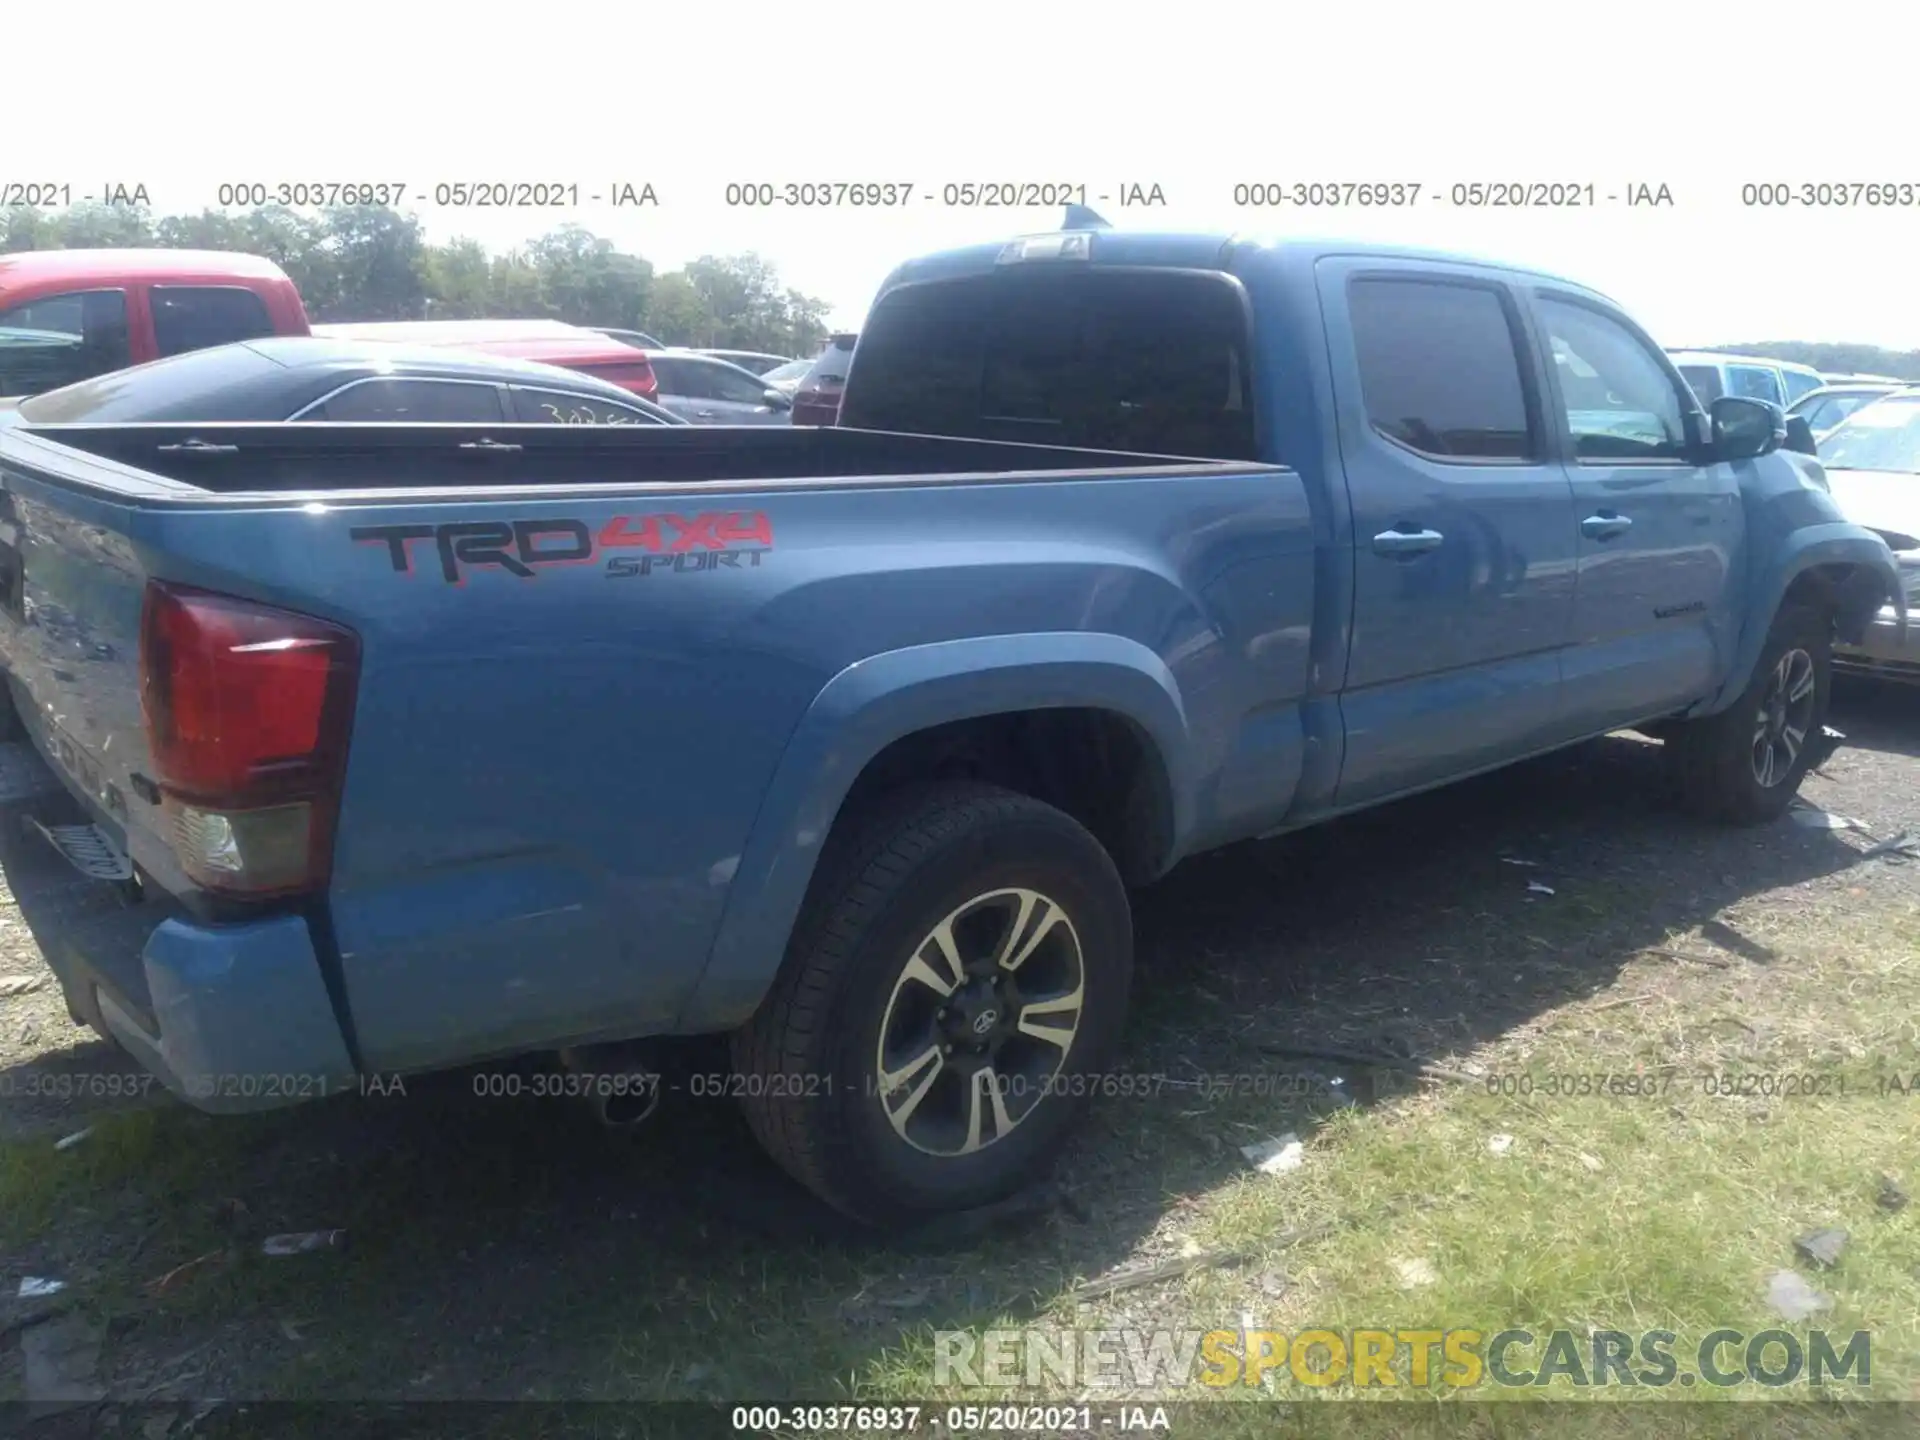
[
  {"x1": 664, "y1": 513, "x2": 724, "y2": 552},
  {"x1": 598, "y1": 515, "x2": 663, "y2": 551},
  {"x1": 717, "y1": 511, "x2": 774, "y2": 547}
]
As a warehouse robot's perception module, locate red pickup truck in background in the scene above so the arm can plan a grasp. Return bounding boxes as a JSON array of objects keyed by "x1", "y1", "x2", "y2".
[{"x1": 0, "y1": 249, "x2": 311, "y2": 396}]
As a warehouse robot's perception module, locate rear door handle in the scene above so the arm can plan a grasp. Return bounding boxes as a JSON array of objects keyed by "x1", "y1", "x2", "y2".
[
  {"x1": 1581, "y1": 514, "x2": 1633, "y2": 541},
  {"x1": 1372, "y1": 527, "x2": 1444, "y2": 557}
]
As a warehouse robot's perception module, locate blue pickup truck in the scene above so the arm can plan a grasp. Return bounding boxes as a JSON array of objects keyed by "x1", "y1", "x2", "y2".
[{"x1": 0, "y1": 228, "x2": 1902, "y2": 1226}]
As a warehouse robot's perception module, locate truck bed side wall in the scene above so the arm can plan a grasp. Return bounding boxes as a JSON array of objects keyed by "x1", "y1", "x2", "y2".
[{"x1": 0, "y1": 454, "x2": 1317, "y2": 1071}]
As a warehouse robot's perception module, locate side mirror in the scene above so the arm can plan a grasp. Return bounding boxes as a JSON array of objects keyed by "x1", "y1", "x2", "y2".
[
  {"x1": 763, "y1": 388, "x2": 792, "y2": 411},
  {"x1": 1782, "y1": 414, "x2": 1818, "y2": 456},
  {"x1": 1709, "y1": 396, "x2": 1785, "y2": 461}
]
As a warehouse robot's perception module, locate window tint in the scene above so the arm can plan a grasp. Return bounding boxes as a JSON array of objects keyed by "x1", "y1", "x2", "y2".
[
  {"x1": 650, "y1": 358, "x2": 713, "y2": 400},
  {"x1": 1780, "y1": 369, "x2": 1823, "y2": 404},
  {"x1": 1538, "y1": 299, "x2": 1688, "y2": 461},
  {"x1": 1800, "y1": 397, "x2": 1841, "y2": 432},
  {"x1": 805, "y1": 336, "x2": 858, "y2": 387},
  {"x1": 706, "y1": 363, "x2": 772, "y2": 405},
  {"x1": 1348, "y1": 279, "x2": 1533, "y2": 460},
  {"x1": 841, "y1": 272, "x2": 1255, "y2": 460},
  {"x1": 511, "y1": 388, "x2": 661, "y2": 424},
  {"x1": 1727, "y1": 364, "x2": 1783, "y2": 404},
  {"x1": 315, "y1": 380, "x2": 505, "y2": 422},
  {"x1": 1678, "y1": 365, "x2": 1724, "y2": 404},
  {"x1": 150, "y1": 286, "x2": 276, "y2": 358},
  {"x1": 17, "y1": 341, "x2": 281, "y2": 422},
  {"x1": 0, "y1": 290, "x2": 131, "y2": 395}
]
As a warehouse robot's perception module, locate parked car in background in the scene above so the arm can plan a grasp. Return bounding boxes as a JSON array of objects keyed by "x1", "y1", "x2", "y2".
[
  {"x1": 1789, "y1": 381, "x2": 1906, "y2": 438},
  {"x1": 1811, "y1": 390, "x2": 1920, "y2": 679},
  {"x1": 645, "y1": 352, "x2": 792, "y2": 424},
  {"x1": 597, "y1": 327, "x2": 667, "y2": 350},
  {"x1": 319, "y1": 321, "x2": 660, "y2": 402},
  {"x1": 1775, "y1": 359, "x2": 1827, "y2": 405},
  {"x1": 691, "y1": 349, "x2": 794, "y2": 376},
  {"x1": 1668, "y1": 350, "x2": 1821, "y2": 408},
  {"x1": 1823, "y1": 372, "x2": 1907, "y2": 385},
  {"x1": 314, "y1": 320, "x2": 584, "y2": 344},
  {"x1": 8, "y1": 337, "x2": 682, "y2": 426},
  {"x1": 789, "y1": 332, "x2": 857, "y2": 426},
  {"x1": 760, "y1": 357, "x2": 813, "y2": 394},
  {"x1": 0, "y1": 250, "x2": 310, "y2": 397}
]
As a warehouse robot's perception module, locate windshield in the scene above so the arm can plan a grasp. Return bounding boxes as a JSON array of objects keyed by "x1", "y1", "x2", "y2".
[
  {"x1": 762, "y1": 358, "x2": 811, "y2": 385},
  {"x1": 1816, "y1": 396, "x2": 1920, "y2": 473}
]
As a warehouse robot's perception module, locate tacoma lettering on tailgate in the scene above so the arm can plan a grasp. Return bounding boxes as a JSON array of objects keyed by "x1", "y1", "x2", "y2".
[{"x1": 350, "y1": 511, "x2": 774, "y2": 585}]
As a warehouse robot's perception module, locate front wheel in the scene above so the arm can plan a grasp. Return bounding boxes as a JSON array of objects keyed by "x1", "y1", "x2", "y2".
[
  {"x1": 732, "y1": 782, "x2": 1132, "y2": 1226},
  {"x1": 1666, "y1": 603, "x2": 1833, "y2": 825}
]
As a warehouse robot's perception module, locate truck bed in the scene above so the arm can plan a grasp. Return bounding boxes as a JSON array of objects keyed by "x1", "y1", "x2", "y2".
[
  {"x1": 4, "y1": 422, "x2": 1256, "y2": 499},
  {"x1": 0, "y1": 416, "x2": 1315, "y2": 1100}
]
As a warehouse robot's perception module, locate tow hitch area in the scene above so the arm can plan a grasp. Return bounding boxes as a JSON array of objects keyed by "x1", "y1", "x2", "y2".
[{"x1": 26, "y1": 817, "x2": 133, "y2": 881}]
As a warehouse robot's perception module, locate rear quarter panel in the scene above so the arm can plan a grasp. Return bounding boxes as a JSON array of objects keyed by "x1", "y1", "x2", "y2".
[
  {"x1": 0, "y1": 461, "x2": 1312, "y2": 1072},
  {"x1": 326, "y1": 469, "x2": 1317, "y2": 1066}
]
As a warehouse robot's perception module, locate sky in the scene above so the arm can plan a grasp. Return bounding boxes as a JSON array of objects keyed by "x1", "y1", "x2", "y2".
[{"x1": 15, "y1": 1, "x2": 1920, "y2": 348}]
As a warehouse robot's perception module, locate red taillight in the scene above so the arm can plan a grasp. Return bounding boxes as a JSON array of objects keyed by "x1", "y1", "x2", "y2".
[
  {"x1": 139, "y1": 582, "x2": 359, "y2": 898},
  {"x1": 581, "y1": 362, "x2": 658, "y2": 400}
]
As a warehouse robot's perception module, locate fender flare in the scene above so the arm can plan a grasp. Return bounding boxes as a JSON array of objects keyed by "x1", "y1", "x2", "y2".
[
  {"x1": 674, "y1": 631, "x2": 1193, "y2": 1031},
  {"x1": 1701, "y1": 524, "x2": 1903, "y2": 715}
]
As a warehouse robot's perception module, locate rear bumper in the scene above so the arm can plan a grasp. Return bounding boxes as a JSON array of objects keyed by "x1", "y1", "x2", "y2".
[
  {"x1": 1834, "y1": 603, "x2": 1920, "y2": 681},
  {"x1": 0, "y1": 741, "x2": 356, "y2": 1113}
]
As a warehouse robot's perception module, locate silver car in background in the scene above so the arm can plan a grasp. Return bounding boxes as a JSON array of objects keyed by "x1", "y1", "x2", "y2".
[
  {"x1": 692, "y1": 348, "x2": 795, "y2": 376},
  {"x1": 1789, "y1": 381, "x2": 1907, "y2": 439},
  {"x1": 645, "y1": 351, "x2": 794, "y2": 424},
  {"x1": 1814, "y1": 390, "x2": 1920, "y2": 679}
]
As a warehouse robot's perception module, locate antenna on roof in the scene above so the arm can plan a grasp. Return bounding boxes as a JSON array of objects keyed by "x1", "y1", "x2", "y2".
[{"x1": 1063, "y1": 204, "x2": 1110, "y2": 230}]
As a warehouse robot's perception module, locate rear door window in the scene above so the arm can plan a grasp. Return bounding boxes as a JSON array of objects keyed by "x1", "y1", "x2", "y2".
[
  {"x1": 150, "y1": 286, "x2": 277, "y2": 357},
  {"x1": 705, "y1": 362, "x2": 774, "y2": 405},
  {"x1": 312, "y1": 379, "x2": 506, "y2": 421},
  {"x1": 1780, "y1": 369, "x2": 1824, "y2": 404},
  {"x1": 1347, "y1": 278, "x2": 1535, "y2": 460},
  {"x1": 510, "y1": 388, "x2": 662, "y2": 424},
  {"x1": 840, "y1": 272, "x2": 1255, "y2": 459},
  {"x1": 1727, "y1": 364, "x2": 1784, "y2": 405},
  {"x1": 651, "y1": 358, "x2": 713, "y2": 399},
  {"x1": 0, "y1": 289, "x2": 132, "y2": 395}
]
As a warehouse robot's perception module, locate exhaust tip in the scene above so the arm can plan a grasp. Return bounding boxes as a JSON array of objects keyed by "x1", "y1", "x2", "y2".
[{"x1": 594, "y1": 1079, "x2": 661, "y2": 1129}]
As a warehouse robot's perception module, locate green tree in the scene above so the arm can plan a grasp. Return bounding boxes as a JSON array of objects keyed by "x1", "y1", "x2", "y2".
[
  {"x1": 0, "y1": 201, "x2": 831, "y2": 352},
  {"x1": 523, "y1": 225, "x2": 654, "y2": 328},
  {"x1": 318, "y1": 206, "x2": 427, "y2": 320}
]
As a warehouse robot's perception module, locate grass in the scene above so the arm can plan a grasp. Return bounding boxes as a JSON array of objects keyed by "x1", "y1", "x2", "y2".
[{"x1": 4, "y1": 723, "x2": 1920, "y2": 1436}]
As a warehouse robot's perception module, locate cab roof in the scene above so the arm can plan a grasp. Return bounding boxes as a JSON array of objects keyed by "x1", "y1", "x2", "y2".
[
  {"x1": 881, "y1": 228, "x2": 1607, "y2": 299},
  {"x1": 0, "y1": 248, "x2": 291, "y2": 286}
]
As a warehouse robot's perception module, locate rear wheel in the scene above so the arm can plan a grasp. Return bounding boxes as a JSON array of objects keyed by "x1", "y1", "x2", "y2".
[
  {"x1": 1667, "y1": 604, "x2": 1832, "y2": 825},
  {"x1": 732, "y1": 782, "x2": 1131, "y2": 1226}
]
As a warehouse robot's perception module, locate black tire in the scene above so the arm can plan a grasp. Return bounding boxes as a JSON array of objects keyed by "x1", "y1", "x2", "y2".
[
  {"x1": 731, "y1": 781, "x2": 1132, "y2": 1227},
  {"x1": 1666, "y1": 603, "x2": 1832, "y2": 825}
]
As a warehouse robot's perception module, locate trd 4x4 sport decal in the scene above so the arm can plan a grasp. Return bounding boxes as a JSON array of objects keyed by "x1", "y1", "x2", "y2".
[{"x1": 351, "y1": 510, "x2": 774, "y2": 584}]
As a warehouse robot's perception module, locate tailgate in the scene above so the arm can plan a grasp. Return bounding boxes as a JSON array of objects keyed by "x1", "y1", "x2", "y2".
[{"x1": 0, "y1": 445, "x2": 169, "y2": 888}]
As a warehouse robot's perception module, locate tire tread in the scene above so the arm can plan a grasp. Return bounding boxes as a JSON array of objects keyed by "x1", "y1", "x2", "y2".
[{"x1": 733, "y1": 782, "x2": 1103, "y2": 1219}]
